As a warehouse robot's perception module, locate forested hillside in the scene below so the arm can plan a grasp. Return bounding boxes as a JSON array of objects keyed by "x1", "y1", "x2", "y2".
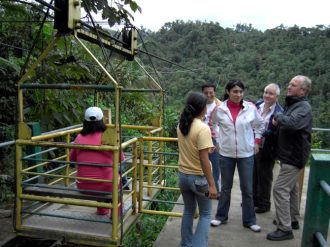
[{"x1": 139, "y1": 21, "x2": 330, "y2": 133}]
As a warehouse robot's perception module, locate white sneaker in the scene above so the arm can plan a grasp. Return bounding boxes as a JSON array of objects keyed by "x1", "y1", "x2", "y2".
[
  {"x1": 247, "y1": 224, "x2": 261, "y2": 232},
  {"x1": 210, "y1": 219, "x2": 223, "y2": 227}
]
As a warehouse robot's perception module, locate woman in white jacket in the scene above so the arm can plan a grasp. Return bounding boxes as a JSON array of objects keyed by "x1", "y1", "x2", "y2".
[{"x1": 210, "y1": 80, "x2": 264, "y2": 232}]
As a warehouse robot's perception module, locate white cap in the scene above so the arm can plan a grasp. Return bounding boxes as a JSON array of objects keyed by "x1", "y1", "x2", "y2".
[{"x1": 84, "y1": 107, "x2": 103, "y2": 121}]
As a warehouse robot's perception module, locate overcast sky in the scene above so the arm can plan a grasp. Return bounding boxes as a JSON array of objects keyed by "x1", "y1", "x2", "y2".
[{"x1": 130, "y1": 0, "x2": 330, "y2": 31}]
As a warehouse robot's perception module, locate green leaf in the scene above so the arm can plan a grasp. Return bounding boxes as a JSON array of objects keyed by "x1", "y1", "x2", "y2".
[{"x1": 129, "y1": 1, "x2": 141, "y2": 13}]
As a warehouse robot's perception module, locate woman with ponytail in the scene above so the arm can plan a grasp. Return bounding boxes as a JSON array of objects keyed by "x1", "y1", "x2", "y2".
[
  {"x1": 177, "y1": 92, "x2": 218, "y2": 247},
  {"x1": 210, "y1": 80, "x2": 264, "y2": 232}
]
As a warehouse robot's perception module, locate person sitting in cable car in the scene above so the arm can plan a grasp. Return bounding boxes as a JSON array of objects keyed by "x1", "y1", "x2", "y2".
[{"x1": 69, "y1": 106, "x2": 125, "y2": 215}]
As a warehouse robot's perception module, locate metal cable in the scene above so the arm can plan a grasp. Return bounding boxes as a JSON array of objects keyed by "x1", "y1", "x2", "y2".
[
  {"x1": 0, "y1": 41, "x2": 29, "y2": 51},
  {"x1": 136, "y1": 29, "x2": 164, "y2": 86},
  {"x1": 19, "y1": 0, "x2": 53, "y2": 77}
]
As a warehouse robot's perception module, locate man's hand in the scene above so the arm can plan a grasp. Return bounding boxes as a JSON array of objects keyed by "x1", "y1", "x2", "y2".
[{"x1": 272, "y1": 118, "x2": 278, "y2": 126}]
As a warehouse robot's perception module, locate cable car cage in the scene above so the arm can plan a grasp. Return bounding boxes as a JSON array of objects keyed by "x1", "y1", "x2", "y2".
[{"x1": 13, "y1": 1, "x2": 182, "y2": 246}]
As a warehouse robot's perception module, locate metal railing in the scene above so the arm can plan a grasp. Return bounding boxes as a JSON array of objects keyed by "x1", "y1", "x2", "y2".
[
  {"x1": 301, "y1": 153, "x2": 330, "y2": 247},
  {"x1": 13, "y1": 123, "x2": 168, "y2": 247},
  {"x1": 311, "y1": 128, "x2": 330, "y2": 153}
]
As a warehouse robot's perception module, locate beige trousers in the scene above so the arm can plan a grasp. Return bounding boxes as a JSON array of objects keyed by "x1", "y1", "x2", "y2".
[{"x1": 273, "y1": 163, "x2": 300, "y2": 231}]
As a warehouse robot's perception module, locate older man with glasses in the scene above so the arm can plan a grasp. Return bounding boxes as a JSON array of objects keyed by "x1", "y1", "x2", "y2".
[{"x1": 253, "y1": 83, "x2": 283, "y2": 214}]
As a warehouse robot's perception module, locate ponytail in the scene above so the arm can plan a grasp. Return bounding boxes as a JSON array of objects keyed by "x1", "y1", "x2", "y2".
[{"x1": 179, "y1": 92, "x2": 207, "y2": 136}]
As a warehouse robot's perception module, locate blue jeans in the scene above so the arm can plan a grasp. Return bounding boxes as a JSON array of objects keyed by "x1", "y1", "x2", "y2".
[
  {"x1": 215, "y1": 155, "x2": 256, "y2": 226},
  {"x1": 179, "y1": 172, "x2": 212, "y2": 247},
  {"x1": 209, "y1": 138, "x2": 220, "y2": 192}
]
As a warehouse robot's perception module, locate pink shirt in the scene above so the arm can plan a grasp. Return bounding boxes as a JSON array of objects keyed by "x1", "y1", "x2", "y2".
[
  {"x1": 227, "y1": 100, "x2": 241, "y2": 124},
  {"x1": 69, "y1": 132, "x2": 124, "y2": 182}
]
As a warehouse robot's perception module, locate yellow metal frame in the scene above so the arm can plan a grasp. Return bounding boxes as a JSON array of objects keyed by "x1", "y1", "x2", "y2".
[
  {"x1": 137, "y1": 136, "x2": 182, "y2": 218},
  {"x1": 15, "y1": 29, "x2": 123, "y2": 242},
  {"x1": 16, "y1": 127, "x2": 181, "y2": 246},
  {"x1": 14, "y1": 5, "x2": 174, "y2": 245},
  {"x1": 15, "y1": 129, "x2": 140, "y2": 246}
]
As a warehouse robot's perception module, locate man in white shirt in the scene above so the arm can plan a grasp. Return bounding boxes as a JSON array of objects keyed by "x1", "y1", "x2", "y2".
[
  {"x1": 202, "y1": 84, "x2": 222, "y2": 192},
  {"x1": 253, "y1": 83, "x2": 283, "y2": 213}
]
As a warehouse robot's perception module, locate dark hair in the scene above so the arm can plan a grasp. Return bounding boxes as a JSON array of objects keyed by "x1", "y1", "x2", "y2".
[
  {"x1": 223, "y1": 79, "x2": 245, "y2": 109},
  {"x1": 80, "y1": 120, "x2": 106, "y2": 136},
  {"x1": 201, "y1": 84, "x2": 216, "y2": 91},
  {"x1": 179, "y1": 92, "x2": 207, "y2": 136}
]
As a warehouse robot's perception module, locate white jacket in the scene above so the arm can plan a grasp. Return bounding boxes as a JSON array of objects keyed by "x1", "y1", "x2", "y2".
[{"x1": 212, "y1": 100, "x2": 265, "y2": 158}]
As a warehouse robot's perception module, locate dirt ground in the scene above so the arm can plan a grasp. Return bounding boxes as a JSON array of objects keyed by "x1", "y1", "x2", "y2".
[
  {"x1": 0, "y1": 216, "x2": 14, "y2": 240},
  {"x1": 0, "y1": 204, "x2": 15, "y2": 245}
]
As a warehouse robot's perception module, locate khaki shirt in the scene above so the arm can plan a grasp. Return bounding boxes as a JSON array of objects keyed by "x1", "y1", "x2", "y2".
[{"x1": 177, "y1": 118, "x2": 213, "y2": 175}]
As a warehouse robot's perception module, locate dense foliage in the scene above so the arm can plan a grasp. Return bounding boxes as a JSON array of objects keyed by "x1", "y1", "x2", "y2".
[
  {"x1": 140, "y1": 21, "x2": 330, "y2": 106},
  {"x1": 0, "y1": 1, "x2": 156, "y2": 130}
]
